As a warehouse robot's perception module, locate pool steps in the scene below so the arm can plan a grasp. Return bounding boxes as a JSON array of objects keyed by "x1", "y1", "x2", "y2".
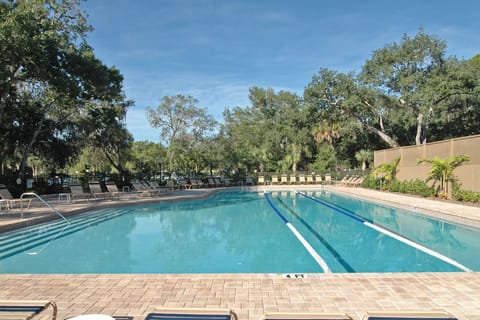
[{"x1": 0, "y1": 208, "x2": 134, "y2": 260}]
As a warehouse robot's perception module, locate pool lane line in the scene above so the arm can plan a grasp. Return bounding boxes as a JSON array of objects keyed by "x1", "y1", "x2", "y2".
[
  {"x1": 294, "y1": 190, "x2": 473, "y2": 273},
  {"x1": 263, "y1": 191, "x2": 331, "y2": 273},
  {"x1": 274, "y1": 196, "x2": 355, "y2": 272}
]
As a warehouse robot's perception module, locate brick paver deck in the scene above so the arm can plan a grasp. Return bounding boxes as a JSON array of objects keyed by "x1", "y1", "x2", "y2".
[
  {"x1": 1, "y1": 186, "x2": 479, "y2": 320},
  {"x1": 1, "y1": 273, "x2": 479, "y2": 320}
]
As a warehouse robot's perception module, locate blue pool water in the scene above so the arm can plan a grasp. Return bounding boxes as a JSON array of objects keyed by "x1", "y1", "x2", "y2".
[{"x1": 0, "y1": 190, "x2": 478, "y2": 273}]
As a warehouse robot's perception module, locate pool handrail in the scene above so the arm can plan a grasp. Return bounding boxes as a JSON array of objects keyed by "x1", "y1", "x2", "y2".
[{"x1": 20, "y1": 192, "x2": 70, "y2": 223}]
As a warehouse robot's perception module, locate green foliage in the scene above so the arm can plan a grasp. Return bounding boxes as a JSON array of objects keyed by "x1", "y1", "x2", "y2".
[
  {"x1": 3, "y1": 7, "x2": 480, "y2": 192},
  {"x1": 388, "y1": 179, "x2": 436, "y2": 197},
  {"x1": 417, "y1": 154, "x2": 470, "y2": 196},
  {"x1": 363, "y1": 175, "x2": 435, "y2": 197},
  {"x1": 372, "y1": 157, "x2": 400, "y2": 183},
  {"x1": 310, "y1": 144, "x2": 337, "y2": 172},
  {"x1": 147, "y1": 94, "x2": 217, "y2": 172},
  {"x1": 222, "y1": 87, "x2": 311, "y2": 173},
  {"x1": 452, "y1": 182, "x2": 480, "y2": 203},
  {"x1": 126, "y1": 141, "x2": 166, "y2": 178},
  {"x1": 0, "y1": 0, "x2": 130, "y2": 183},
  {"x1": 361, "y1": 175, "x2": 382, "y2": 190},
  {"x1": 355, "y1": 149, "x2": 373, "y2": 170}
]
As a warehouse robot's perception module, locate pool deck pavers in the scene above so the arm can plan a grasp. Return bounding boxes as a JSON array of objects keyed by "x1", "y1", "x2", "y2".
[{"x1": 1, "y1": 186, "x2": 480, "y2": 320}]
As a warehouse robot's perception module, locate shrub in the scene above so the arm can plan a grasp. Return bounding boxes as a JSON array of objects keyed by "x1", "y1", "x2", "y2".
[
  {"x1": 361, "y1": 175, "x2": 381, "y2": 190},
  {"x1": 452, "y1": 182, "x2": 480, "y2": 203},
  {"x1": 388, "y1": 179, "x2": 435, "y2": 197}
]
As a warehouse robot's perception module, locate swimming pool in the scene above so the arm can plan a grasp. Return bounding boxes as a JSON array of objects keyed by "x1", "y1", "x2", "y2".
[{"x1": 0, "y1": 190, "x2": 478, "y2": 273}]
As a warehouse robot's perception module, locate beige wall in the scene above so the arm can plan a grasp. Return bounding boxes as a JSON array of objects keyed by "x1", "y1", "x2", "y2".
[{"x1": 374, "y1": 135, "x2": 480, "y2": 192}]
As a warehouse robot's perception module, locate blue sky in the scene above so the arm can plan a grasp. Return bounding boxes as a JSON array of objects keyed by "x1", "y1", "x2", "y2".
[{"x1": 81, "y1": 0, "x2": 480, "y2": 142}]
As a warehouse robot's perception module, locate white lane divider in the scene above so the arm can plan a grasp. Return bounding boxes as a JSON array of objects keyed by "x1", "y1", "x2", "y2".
[
  {"x1": 264, "y1": 191, "x2": 331, "y2": 273},
  {"x1": 295, "y1": 190, "x2": 473, "y2": 272}
]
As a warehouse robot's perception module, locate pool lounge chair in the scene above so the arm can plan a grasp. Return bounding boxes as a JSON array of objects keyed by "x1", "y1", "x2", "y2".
[
  {"x1": 335, "y1": 175, "x2": 353, "y2": 186},
  {"x1": 148, "y1": 180, "x2": 170, "y2": 192},
  {"x1": 70, "y1": 184, "x2": 91, "y2": 201},
  {"x1": 306, "y1": 175, "x2": 314, "y2": 184},
  {"x1": 105, "y1": 181, "x2": 136, "y2": 199},
  {"x1": 347, "y1": 176, "x2": 364, "y2": 187},
  {"x1": 315, "y1": 174, "x2": 323, "y2": 184},
  {"x1": 207, "y1": 178, "x2": 217, "y2": 187},
  {"x1": 262, "y1": 312, "x2": 352, "y2": 320},
  {"x1": 0, "y1": 300, "x2": 57, "y2": 320},
  {"x1": 298, "y1": 174, "x2": 306, "y2": 184},
  {"x1": 131, "y1": 181, "x2": 158, "y2": 196},
  {"x1": 324, "y1": 174, "x2": 332, "y2": 184},
  {"x1": 289, "y1": 174, "x2": 297, "y2": 184},
  {"x1": 280, "y1": 174, "x2": 288, "y2": 184},
  {"x1": 178, "y1": 179, "x2": 193, "y2": 189},
  {"x1": 214, "y1": 178, "x2": 224, "y2": 187},
  {"x1": 258, "y1": 175, "x2": 265, "y2": 185},
  {"x1": 361, "y1": 311, "x2": 457, "y2": 320},
  {"x1": 271, "y1": 175, "x2": 279, "y2": 184},
  {"x1": 145, "y1": 308, "x2": 237, "y2": 320},
  {"x1": 190, "y1": 178, "x2": 206, "y2": 189},
  {"x1": 0, "y1": 184, "x2": 32, "y2": 209},
  {"x1": 88, "y1": 182, "x2": 110, "y2": 200}
]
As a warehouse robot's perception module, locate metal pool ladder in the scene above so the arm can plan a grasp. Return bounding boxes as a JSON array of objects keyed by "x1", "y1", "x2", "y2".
[{"x1": 20, "y1": 192, "x2": 70, "y2": 223}]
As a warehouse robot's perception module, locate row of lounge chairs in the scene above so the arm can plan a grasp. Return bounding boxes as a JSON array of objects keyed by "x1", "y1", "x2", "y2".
[
  {"x1": 256, "y1": 174, "x2": 365, "y2": 187},
  {"x1": 70, "y1": 181, "x2": 174, "y2": 201},
  {"x1": 0, "y1": 176, "x2": 232, "y2": 210},
  {"x1": 258, "y1": 174, "x2": 333, "y2": 185},
  {"x1": 0, "y1": 301, "x2": 458, "y2": 320},
  {"x1": 335, "y1": 175, "x2": 365, "y2": 187}
]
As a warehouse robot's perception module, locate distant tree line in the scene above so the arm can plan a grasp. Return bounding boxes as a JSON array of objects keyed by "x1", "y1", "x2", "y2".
[{"x1": 1, "y1": 1, "x2": 479, "y2": 193}]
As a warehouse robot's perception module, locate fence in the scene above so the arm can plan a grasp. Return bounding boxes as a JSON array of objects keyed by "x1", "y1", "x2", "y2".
[{"x1": 374, "y1": 134, "x2": 480, "y2": 192}]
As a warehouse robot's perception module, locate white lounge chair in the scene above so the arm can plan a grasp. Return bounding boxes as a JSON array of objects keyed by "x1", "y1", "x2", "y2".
[
  {"x1": 258, "y1": 175, "x2": 265, "y2": 185},
  {"x1": 306, "y1": 175, "x2": 314, "y2": 184},
  {"x1": 361, "y1": 311, "x2": 457, "y2": 320},
  {"x1": 271, "y1": 175, "x2": 279, "y2": 185},
  {"x1": 0, "y1": 299, "x2": 58, "y2": 320},
  {"x1": 69, "y1": 184, "x2": 91, "y2": 201},
  {"x1": 0, "y1": 184, "x2": 32, "y2": 209},
  {"x1": 146, "y1": 307, "x2": 238, "y2": 320},
  {"x1": 289, "y1": 174, "x2": 297, "y2": 184},
  {"x1": 298, "y1": 174, "x2": 306, "y2": 184},
  {"x1": 262, "y1": 312, "x2": 352, "y2": 320},
  {"x1": 88, "y1": 182, "x2": 109, "y2": 200}
]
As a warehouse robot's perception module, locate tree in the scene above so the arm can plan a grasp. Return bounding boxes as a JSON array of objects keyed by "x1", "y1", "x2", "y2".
[
  {"x1": 78, "y1": 95, "x2": 134, "y2": 177},
  {"x1": 417, "y1": 154, "x2": 470, "y2": 197},
  {"x1": 127, "y1": 141, "x2": 166, "y2": 179},
  {"x1": 146, "y1": 94, "x2": 217, "y2": 171},
  {"x1": 0, "y1": 0, "x2": 129, "y2": 182},
  {"x1": 372, "y1": 157, "x2": 400, "y2": 185},
  {"x1": 427, "y1": 56, "x2": 480, "y2": 140},
  {"x1": 355, "y1": 149, "x2": 373, "y2": 171},
  {"x1": 304, "y1": 68, "x2": 400, "y2": 148},
  {"x1": 361, "y1": 30, "x2": 477, "y2": 145},
  {"x1": 222, "y1": 87, "x2": 311, "y2": 174}
]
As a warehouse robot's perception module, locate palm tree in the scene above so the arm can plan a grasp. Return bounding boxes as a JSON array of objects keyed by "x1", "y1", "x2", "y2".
[
  {"x1": 312, "y1": 121, "x2": 340, "y2": 147},
  {"x1": 355, "y1": 149, "x2": 373, "y2": 171},
  {"x1": 417, "y1": 154, "x2": 470, "y2": 197},
  {"x1": 372, "y1": 157, "x2": 400, "y2": 185}
]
